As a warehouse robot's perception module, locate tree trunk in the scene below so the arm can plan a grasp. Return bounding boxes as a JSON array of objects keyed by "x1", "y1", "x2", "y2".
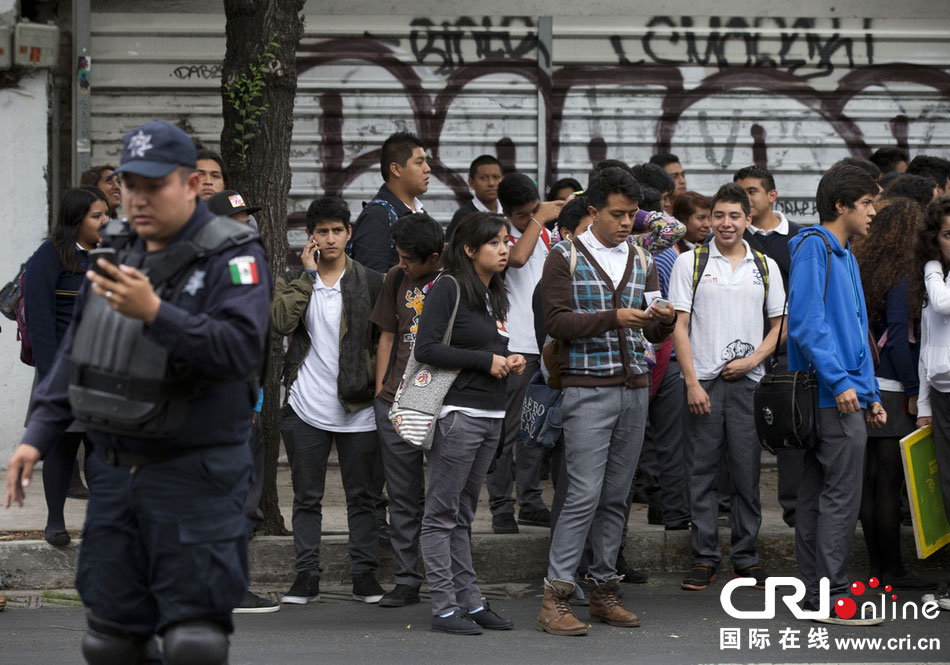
[{"x1": 221, "y1": 0, "x2": 305, "y2": 535}]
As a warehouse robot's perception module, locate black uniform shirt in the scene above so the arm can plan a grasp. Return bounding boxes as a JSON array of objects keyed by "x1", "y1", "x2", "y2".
[{"x1": 23, "y1": 199, "x2": 273, "y2": 456}]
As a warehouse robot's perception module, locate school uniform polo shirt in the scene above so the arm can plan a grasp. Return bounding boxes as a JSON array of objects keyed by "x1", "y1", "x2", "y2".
[
  {"x1": 668, "y1": 239, "x2": 785, "y2": 382},
  {"x1": 505, "y1": 225, "x2": 550, "y2": 355}
]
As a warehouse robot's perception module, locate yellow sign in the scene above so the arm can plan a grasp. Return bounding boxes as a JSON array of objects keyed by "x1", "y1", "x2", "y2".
[{"x1": 900, "y1": 426, "x2": 950, "y2": 558}]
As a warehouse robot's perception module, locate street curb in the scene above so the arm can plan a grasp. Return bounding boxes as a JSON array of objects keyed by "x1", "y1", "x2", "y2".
[{"x1": 1, "y1": 525, "x2": 946, "y2": 590}]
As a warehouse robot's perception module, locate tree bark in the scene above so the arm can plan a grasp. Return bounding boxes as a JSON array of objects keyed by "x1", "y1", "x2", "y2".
[{"x1": 221, "y1": 0, "x2": 305, "y2": 535}]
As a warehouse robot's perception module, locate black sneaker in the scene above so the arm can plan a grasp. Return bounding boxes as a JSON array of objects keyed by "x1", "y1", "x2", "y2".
[
  {"x1": 281, "y1": 571, "x2": 320, "y2": 604},
  {"x1": 616, "y1": 553, "x2": 648, "y2": 584},
  {"x1": 233, "y1": 591, "x2": 281, "y2": 614},
  {"x1": 682, "y1": 563, "x2": 717, "y2": 591},
  {"x1": 431, "y1": 610, "x2": 483, "y2": 635},
  {"x1": 378, "y1": 583, "x2": 420, "y2": 608},
  {"x1": 492, "y1": 514, "x2": 519, "y2": 534},
  {"x1": 517, "y1": 507, "x2": 552, "y2": 527},
  {"x1": 352, "y1": 573, "x2": 385, "y2": 603},
  {"x1": 733, "y1": 564, "x2": 768, "y2": 590},
  {"x1": 466, "y1": 601, "x2": 513, "y2": 630}
]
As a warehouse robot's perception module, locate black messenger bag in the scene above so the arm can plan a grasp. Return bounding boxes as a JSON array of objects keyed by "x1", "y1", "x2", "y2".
[{"x1": 752, "y1": 232, "x2": 831, "y2": 454}]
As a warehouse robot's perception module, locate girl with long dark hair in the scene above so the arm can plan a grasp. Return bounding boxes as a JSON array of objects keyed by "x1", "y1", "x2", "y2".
[
  {"x1": 414, "y1": 212, "x2": 526, "y2": 634},
  {"x1": 24, "y1": 185, "x2": 108, "y2": 546},
  {"x1": 914, "y1": 197, "x2": 950, "y2": 598},
  {"x1": 853, "y1": 195, "x2": 936, "y2": 589}
]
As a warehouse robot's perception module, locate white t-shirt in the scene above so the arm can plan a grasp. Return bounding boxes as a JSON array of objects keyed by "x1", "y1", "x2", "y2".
[
  {"x1": 505, "y1": 224, "x2": 549, "y2": 354},
  {"x1": 669, "y1": 240, "x2": 786, "y2": 382},
  {"x1": 289, "y1": 271, "x2": 376, "y2": 432},
  {"x1": 579, "y1": 228, "x2": 629, "y2": 289}
]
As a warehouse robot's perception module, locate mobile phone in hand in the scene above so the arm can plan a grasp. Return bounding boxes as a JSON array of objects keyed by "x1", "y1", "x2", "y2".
[
  {"x1": 88, "y1": 247, "x2": 118, "y2": 277},
  {"x1": 648, "y1": 297, "x2": 671, "y2": 311}
]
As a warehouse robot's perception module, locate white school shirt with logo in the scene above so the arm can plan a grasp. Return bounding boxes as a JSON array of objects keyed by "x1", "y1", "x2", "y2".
[
  {"x1": 289, "y1": 270, "x2": 375, "y2": 432},
  {"x1": 504, "y1": 225, "x2": 549, "y2": 354},
  {"x1": 668, "y1": 240, "x2": 786, "y2": 382}
]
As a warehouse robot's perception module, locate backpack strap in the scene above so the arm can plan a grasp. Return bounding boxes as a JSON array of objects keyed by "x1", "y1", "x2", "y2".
[
  {"x1": 769, "y1": 230, "x2": 832, "y2": 369},
  {"x1": 365, "y1": 197, "x2": 401, "y2": 225},
  {"x1": 689, "y1": 245, "x2": 710, "y2": 313},
  {"x1": 751, "y1": 248, "x2": 771, "y2": 323}
]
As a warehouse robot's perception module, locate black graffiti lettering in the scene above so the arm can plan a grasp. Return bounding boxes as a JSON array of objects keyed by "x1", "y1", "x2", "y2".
[
  {"x1": 642, "y1": 15, "x2": 680, "y2": 66},
  {"x1": 409, "y1": 16, "x2": 536, "y2": 73},
  {"x1": 633, "y1": 16, "x2": 873, "y2": 78},
  {"x1": 775, "y1": 199, "x2": 819, "y2": 217},
  {"x1": 171, "y1": 64, "x2": 222, "y2": 80}
]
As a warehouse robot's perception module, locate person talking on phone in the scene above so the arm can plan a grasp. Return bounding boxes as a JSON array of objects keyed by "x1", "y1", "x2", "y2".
[
  {"x1": 5, "y1": 120, "x2": 272, "y2": 664},
  {"x1": 271, "y1": 196, "x2": 386, "y2": 608},
  {"x1": 669, "y1": 183, "x2": 786, "y2": 593}
]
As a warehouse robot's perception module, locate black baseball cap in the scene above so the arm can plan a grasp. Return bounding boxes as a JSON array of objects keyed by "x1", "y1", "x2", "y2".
[
  {"x1": 207, "y1": 190, "x2": 262, "y2": 216},
  {"x1": 114, "y1": 119, "x2": 197, "y2": 178}
]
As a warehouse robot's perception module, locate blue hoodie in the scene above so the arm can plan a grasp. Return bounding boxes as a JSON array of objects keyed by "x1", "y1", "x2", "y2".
[{"x1": 787, "y1": 225, "x2": 880, "y2": 409}]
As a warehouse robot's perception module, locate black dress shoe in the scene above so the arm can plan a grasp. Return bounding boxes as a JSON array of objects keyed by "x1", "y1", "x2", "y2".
[
  {"x1": 45, "y1": 529, "x2": 70, "y2": 547},
  {"x1": 517, "y1": 507, "x2": 551, "y2": 527},
  {"x1": 665, "y1": 521, "x2": 690, "y2": 531},
  {"x1": 431, "y1": 610, "x2": 482, "y2": 635},
  {"x1": 616, "y1": 554, "x2": 648, "y2": 584},
  {"x1": 466, "y1": 602, "x2": 513, "y2": 630}
]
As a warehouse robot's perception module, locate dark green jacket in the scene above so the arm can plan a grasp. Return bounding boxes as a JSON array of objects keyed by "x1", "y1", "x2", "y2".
[{"x1": 271, "y1": 256, "x2": 383, "y2": 413}]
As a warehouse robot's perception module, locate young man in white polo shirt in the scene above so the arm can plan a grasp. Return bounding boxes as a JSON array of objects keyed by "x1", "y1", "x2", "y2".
[
  {"x1": 486, "y1": 173, "x2": 565, "y2": 534},
  {"x1": 273, "y1": 197, "x2": 386, "y2": 606},
  {"x1": 669, "y1": 183, "x2": 785, "y2": 592}
]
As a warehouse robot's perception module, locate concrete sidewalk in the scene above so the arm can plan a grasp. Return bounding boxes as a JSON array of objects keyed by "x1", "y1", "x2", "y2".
[{"x1": 1, "y1": 455, "x2": 947, "y2": 590}]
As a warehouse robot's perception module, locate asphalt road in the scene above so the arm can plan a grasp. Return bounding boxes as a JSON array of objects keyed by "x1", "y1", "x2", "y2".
[{"x1": 2, "y1": 574, "x2": 948, "y2": 664}]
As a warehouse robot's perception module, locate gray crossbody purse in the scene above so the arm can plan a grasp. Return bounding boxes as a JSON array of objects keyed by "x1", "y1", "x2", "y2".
[{"x1": 388, "y1": 275, "x2": 461, "y2": 450}]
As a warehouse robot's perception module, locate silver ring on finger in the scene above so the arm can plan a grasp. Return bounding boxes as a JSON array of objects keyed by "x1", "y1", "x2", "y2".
[{"x1": 105, "y1": 290, "x2": 113, "y2": 299}]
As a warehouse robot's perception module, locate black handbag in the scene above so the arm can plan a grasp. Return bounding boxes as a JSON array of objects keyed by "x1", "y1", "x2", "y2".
[{"x1": 752, "y1": 232, "x2": 831, "y2": 454}]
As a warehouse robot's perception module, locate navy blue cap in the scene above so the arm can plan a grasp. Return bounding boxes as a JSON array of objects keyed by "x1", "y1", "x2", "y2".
[{"x1": 114, "y1": 119, "x2": 198, "y2": 178}]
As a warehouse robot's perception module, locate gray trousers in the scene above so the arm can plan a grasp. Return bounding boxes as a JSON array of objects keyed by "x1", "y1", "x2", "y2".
[
  {"x1": 686, "y1": 377, "x2": 761, "y2": 568},
  {"x1": 281, "y1": 406, "x2": 380, "y2": 577},
  {"x1": 927, "y1": 389, "x2": 950, "y2": 514},
  {"x1": 642, "y1": 359, "x2": 690, "y2": 526},
  {"x1": 487, "y1": 354, "x2": 546, "y2": 516},
  {"x1": 796, "y1": 407, "x2": 867, "y2": 606},
  {"x1": 421, "y1": 412, "x2": 502, "y2": 615},
  {"x1": 374, "y1": 398, "x2": 425, "y2": 588},
  {"x1": 548, "y1": 385, "x2": 647, "y2": 584}
]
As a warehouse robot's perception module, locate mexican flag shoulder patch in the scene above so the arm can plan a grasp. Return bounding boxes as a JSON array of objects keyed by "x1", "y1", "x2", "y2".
[{"x1": 228, "y1": 255, "x2": 260, "y2": 285}]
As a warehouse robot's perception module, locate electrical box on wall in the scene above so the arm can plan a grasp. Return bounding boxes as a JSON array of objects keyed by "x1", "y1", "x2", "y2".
[
  {"x1": 14, "y1": 21, "x2": 59, "y2": 68},
  {"x1": 0, "y1": 25, "x2": 11, "y2": 70}
]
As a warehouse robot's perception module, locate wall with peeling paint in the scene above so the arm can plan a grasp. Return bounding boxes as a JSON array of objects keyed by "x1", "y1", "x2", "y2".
[
  {"x1": 88, "y1": 10, "x2": 950, "y2": 229},
  {"x1": 0, "y1": 73, "x2": 51, "y2": 453}
]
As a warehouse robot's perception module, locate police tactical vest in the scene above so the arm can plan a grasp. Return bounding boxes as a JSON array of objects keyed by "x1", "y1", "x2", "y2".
[{"x1": 68, "y1": 216, "x2": 260, "y2": 438}]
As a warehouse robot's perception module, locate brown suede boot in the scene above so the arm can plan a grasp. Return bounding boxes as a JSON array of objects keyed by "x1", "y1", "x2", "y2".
[
  {"x1": 588, "y1": 576, "x2": 640, "y2": 627},
  {"x1": 536, "y1": 579, "x2": 588, "y2": 636}
]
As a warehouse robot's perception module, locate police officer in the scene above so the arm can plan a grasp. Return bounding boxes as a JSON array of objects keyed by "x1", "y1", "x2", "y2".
[{"x1": 4, "y1": 120, "x2": 272, "y2": 665}]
